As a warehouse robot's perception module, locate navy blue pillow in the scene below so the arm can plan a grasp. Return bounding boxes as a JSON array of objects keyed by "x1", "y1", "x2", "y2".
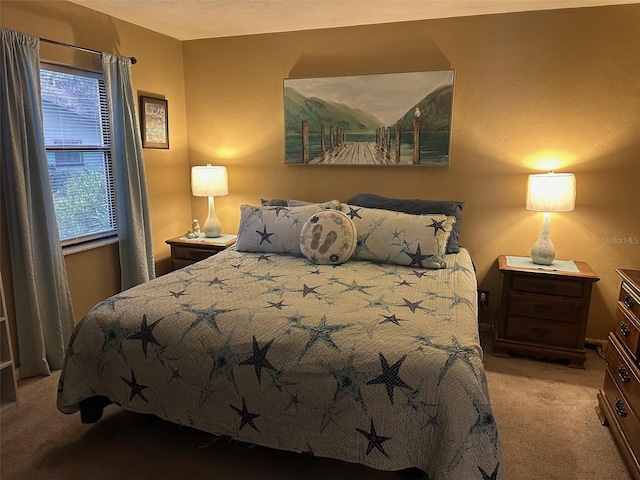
[{"x1": 346, "y1": 193, "x2": 464, "y2": 253}]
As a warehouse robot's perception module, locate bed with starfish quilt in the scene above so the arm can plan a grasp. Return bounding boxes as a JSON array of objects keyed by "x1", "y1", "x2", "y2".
[{"x1": 57, "y1": 199, "x2": 503, "y2": 479}]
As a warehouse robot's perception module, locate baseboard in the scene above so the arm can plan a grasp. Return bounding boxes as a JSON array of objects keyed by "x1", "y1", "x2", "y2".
[{"x1": 585, "y1": 337, "x2": 608, "y2": 357}]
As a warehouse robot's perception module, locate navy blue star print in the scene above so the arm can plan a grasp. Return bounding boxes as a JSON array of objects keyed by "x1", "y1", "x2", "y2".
[
  {"x1": 427, "y1": 218, "x2": 446, "y2": 235},
  {"x1": 404, "y1": 244, "x2": 431, "y2": 268},
  {"x1": 239, "y1": 336, "x2": 277, "y2": 385},
  {"x1": 356, "y1": 418, "x2": 392, "y2": 457},
  {"x1": 120, "y1": 369, "x2": 148, "y2": 402},
  {"x1": 230, "y1": 397, "x2": 260, "y2": 432},
  {"x1": 366, "y1": 353, "x2": 412, "y2": 404},
  {"x1": 127, "y1": 314, "x2": 162, "y2": 358},
  {"x1": 256, "y1": 225, "x2": 274, "y2": 245},
  {"x1": 344, "y1": 206, "x2": 363, "y2": 219}
]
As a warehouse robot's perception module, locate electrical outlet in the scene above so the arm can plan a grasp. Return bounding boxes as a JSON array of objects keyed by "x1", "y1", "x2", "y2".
[{"x1": 478, "y1": 290, "x2": 489, "y2": 307}]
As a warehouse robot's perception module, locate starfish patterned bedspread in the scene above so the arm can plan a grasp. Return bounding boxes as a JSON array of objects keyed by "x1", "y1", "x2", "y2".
[{"x1": 57, "y1": 247, "x2": 503, "y2": 479}]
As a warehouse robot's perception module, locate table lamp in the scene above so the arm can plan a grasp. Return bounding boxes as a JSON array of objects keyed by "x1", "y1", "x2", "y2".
[
  {"x1": 526, "y1": 172, "x2": 576, "y2": 265},
  {"x1": 191, "y1": 164, "x2": 228, "y2": 237}
]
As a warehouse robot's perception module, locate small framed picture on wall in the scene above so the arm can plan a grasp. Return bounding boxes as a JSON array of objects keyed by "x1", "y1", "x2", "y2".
[{"x1": 140, "y1": 95, "x2": 169, "y2": 149}]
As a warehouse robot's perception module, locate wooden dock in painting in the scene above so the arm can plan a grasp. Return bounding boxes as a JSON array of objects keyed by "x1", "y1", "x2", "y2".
[
  {"x1": 309, "y1": 142, "x2": 405, "y2": 165},
  {"x1": 296, "y1": 119, "x2": 422, "y2": 165}
]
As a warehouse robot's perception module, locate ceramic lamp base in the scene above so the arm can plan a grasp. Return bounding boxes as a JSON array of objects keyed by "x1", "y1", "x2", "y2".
[{"x1": 531, "y1": 212, "x2": 555, "y2": 265}]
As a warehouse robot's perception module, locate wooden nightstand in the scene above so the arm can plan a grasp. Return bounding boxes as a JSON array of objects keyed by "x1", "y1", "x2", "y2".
[
  {"x1": 165, "y1": 234, "x2": 237, "y2": 271},
  {"x1": 493, "y1": 255, "x2": 599, "y2": 368}
]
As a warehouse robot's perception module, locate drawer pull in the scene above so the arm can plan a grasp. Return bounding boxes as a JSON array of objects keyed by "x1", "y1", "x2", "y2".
[
  {"x1": 532, "y1": 327, "x2": 551, "y2": 337},
  {"x1": 618, "y1": 364, "x2": 631, "y2": 383},
  {"x1": 625, "y1": 294, "x2": 636, "y2": 310},
  {"x1": 615, "y1": 397, "x2": 628, "y2": 417},
  {"x1": 534, "y1": 303, "x2": 555, "y2": 311},
  {"x1": 620, "y1": 321, "x2": 631, "y2": 337}
]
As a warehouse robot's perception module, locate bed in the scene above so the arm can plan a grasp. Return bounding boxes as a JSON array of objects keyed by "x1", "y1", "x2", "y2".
[{"x1": 57, "y1": 195, "x2": 504, "y2": 479}]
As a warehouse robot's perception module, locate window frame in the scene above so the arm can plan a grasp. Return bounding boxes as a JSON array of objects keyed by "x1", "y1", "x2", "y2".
[{"x1": 40, "y1": 62, "x2": 118, "y2": 249}]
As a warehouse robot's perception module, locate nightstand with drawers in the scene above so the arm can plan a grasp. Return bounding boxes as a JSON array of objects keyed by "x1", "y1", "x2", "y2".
[
  {"x1": 165, "y1": 234, "x2": 237, "y2": 271},
  {"x1": 493, "y1": 255, "x2": 599, "y2": 368},
  {"x1": 597, "y1": 268, "x2": 640, "y2": 480}
]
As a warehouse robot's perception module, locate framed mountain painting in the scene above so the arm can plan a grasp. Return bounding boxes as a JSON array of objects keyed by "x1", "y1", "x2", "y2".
[{"x1": 284, "y1": 70, "x2": 454, "y2": 166}]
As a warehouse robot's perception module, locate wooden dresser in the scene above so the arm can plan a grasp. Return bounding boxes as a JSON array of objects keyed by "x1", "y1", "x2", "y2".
[
  {"x1": 597, "y1": 269, "x2": 640, "y2": 479},
  {"x1": 493, "y1": 255, "x2": 599, "y2": 368}
]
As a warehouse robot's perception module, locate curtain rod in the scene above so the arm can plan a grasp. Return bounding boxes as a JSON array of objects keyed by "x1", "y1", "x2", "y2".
[{"x1": 40, "y1": 37, "x2": 137, "y2": 65}]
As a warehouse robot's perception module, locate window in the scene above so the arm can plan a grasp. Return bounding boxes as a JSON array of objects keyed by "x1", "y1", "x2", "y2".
[{"x1": 40, "y1": 64, "x2": 117, "y2": 246}]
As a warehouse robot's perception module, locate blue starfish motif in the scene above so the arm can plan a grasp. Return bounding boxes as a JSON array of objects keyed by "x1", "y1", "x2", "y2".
[
  {"x1": 379, "y1": 313, "x2": 405, "y2": 326},
  {"x1": 294, "y1": 315, "x2": 349, "y2": 361},
  {"x1": 169, "y1": 289, "x2": 187, "y2": 298},
  {"x1": 256, "y1": 225, "x2": 274, "y2": 245},
  {"x1": 207, "y1": 337, "x2": 243, "y2": 388},
  {"x1": 120, "y1": 369, "x2": 148, "y2": 402},
  {"x1": 404, "y1": 244, "x2": 432, "y2": 268},
  {"x1": 344, "y1": 206, "x2": 363, "y2": 219},
  {"x1": 239, "y1": 336, "x2": 277, "y2": 385},
  {"x1": 230, "y1": 397, "x2": 260, "y2": 432},
  {"x1": 427, "y1": 218, "x2": 446, "y2": 235},
  {"x1": 449, "y1": 261, "x2": 473, "y2": 278},
  {"x1": 408, "y1": 269, "x2": 429, "y2": 278},
  {"x1": 366, "y1": 352, "x2": 412, "y2": 405},
  {"x1": 266, "y1": 300, "x2": 288, "y2": 310},
  {"x1": 96, "y1": 294, "x2": 134, "y2": 312},
  {"x1": 285, "y1": 391, "x2": 301, "y2": 412},
  {"x1": 391, "y1": 228, "x2": 406, "y2": 241},
  {"x1": 181, "y1": 302, "x2": 233, "y2": 339},
  {"x1": 324, "y1": 355, "x2": 370, "y2": 405},
  {"x1": 400, "y1": 298, "x2": 426, "y2": 313},
  {"x1": 413, "y1": 336, "x2": 480, "y2": 385},
  {"x1": 355, "y1": 418, "x2": 392, "y2": 457},
  {"x1": 301, "y1": 284, "x2": 321, "y2": 298},
  {"x1": 207, "y1": 277, "x2": 228, "y2": 288},
  {"x1": 100, "y1": 319, "x2": 129, "y2": 355},
  {"x1": 127, "y1": 315, "x2": 162, "y2": 358},
  {"x1": 466, "y1": 385, "x2": 500, "y2": 454},
  {"x1": 365, "y1": 296, "x2": 392, "y2": 311},
  {"x1": 340, "y1": 279, "x2": 374, "y2": 296},
  {"x1": 263, "y1": 283, "x2": 292, "y2": 298}
]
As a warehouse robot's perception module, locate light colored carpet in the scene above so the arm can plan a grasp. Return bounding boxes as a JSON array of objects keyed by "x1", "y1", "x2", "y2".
[{"x1": 0, "y1": 338, "x2": 631, "y2": 479}]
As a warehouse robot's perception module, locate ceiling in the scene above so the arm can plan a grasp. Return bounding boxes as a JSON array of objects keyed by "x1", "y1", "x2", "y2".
[{"x1": 69, "y1": 0, "x2": 635, "y2": 41}]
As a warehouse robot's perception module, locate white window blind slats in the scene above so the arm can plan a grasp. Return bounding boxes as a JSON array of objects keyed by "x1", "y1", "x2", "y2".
[{"x1": 40, "y1": 65, "x2": 117, "y2": 246}]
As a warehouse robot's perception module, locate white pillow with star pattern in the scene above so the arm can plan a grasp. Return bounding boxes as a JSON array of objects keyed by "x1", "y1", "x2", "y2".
[
  {"x1": 340, "y1": 204, "x2": 456, "y2": 269},
  {"x1": 236, "y1": 204, "x2": 327, "y2": 255}
]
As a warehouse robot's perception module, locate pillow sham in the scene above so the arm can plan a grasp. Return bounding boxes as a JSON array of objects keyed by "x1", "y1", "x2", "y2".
[
  {"x1": 260, "y1": 198, "x2": 288, "y2": 206},
  {"x1": 300, "y1": 210, "x2": 357, "y2": 265},
  {"x1": 346, "y1": 193, "x2": 463, "y2": 253},
  {"x1": 341, "y1": 204, "x2": 455, "y2": 269},
  {"x1": 236, "y1": 204, "x2": 325, "y2": 255},
  {"x1": 287, "y1": 199, "x2": 341, "y2": 210}
]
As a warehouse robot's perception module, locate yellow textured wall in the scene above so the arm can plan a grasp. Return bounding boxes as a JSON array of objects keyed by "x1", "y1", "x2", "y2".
[
  {"x1": 0, "y1": 0, "x2": 190, "y2": 363},
  {"x1": 183, "y1": 5, "x2": 640, "y2": 340}
]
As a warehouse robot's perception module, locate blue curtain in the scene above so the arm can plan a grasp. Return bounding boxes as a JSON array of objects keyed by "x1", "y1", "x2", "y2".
[
  {"x1": 102, "y1": 54, "x2": 155, "y2": 290},
  {"x1": 0, "y1": 28, "x2": 75, "y2": 377}
]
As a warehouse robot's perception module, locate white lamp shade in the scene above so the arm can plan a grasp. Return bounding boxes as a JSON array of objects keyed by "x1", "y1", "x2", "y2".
[
  {"x1": 526, "y1": 172, "x2": 576, "y2": 212},
  {"x1": 191, "y1": 165, "x2": 228, "y2": 197}
]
